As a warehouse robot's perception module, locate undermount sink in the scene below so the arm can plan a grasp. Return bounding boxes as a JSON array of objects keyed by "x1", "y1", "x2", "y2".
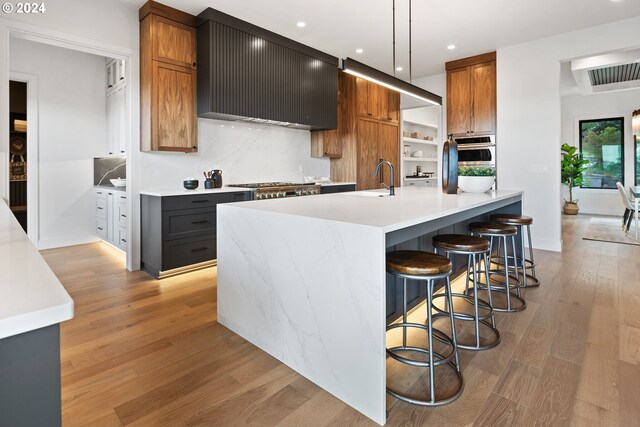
[{"x1": 349, "y1": 191, "x2": 392, "y2": 198}]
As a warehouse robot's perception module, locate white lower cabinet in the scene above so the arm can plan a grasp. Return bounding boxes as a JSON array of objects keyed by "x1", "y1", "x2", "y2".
[{"x1": 95, "y1": 188, "x2": 128, "y2": 253}]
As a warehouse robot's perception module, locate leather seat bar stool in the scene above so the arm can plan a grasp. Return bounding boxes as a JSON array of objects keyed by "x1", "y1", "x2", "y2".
[
  {"x1": 431, "y1": 234, "x2": 500, "y2": 351},
  {"x1": 468, "y1": 222, "x2": 526, "y2": 313},
  {"x1": 490, "y1": 214, "x2": 540, "y2": 288},
  {"x1": 385, "y1": 250, "x2": 464, "y2": 406}
]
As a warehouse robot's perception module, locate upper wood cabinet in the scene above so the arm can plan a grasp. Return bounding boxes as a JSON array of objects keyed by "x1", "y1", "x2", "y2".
[
  {"x1": 446, "y1": 52, "x2": 496, "y2": 138},
  {"x1": 319, "y1": 71, "x2": 400, "y2": 190},
  {"x1": 140, "y1": 1, "x2": 198, "y2": 153},
  {"x1": 355, "y1": 78, "x2": 398, "y2": 122},
  {"x1": 152, "y1": 15, "x2": 197, "y2": 68}
]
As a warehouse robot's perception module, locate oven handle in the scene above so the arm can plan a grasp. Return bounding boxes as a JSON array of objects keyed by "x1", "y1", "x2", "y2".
[{"x1": 457, "y1": 143, "x2": 496, "y2": 151}]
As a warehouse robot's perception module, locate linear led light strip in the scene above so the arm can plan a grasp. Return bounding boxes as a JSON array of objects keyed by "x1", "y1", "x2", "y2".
[{"x1": 341, "y1": 58, "x2": 442, "y2": 106}]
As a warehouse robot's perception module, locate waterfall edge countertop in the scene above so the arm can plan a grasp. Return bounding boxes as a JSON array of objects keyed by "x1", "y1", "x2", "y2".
[
  {"x1": 0, "y1": 200, "x2": 73, "y2": 340},
  {"x1": 226, "y1": 187, "x2": 524, "y2": 232}
]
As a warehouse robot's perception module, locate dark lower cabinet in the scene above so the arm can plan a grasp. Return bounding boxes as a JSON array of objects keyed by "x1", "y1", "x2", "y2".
[
  {"x1": 141, "y1": 191, "x2": 251, "y2": 278},
  {"x1": 319, "y1": 184, "x2": 356, "y2": 194}
]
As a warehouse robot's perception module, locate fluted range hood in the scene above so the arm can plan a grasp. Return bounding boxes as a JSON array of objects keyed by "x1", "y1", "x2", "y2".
[{"x1": 196, "y1": 8, "x2": 338, "y2": 130}]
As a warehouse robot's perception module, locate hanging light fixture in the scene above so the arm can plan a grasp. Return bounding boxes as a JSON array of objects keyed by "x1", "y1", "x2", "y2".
[{"x1": 341, "y1": 0, "x2": 442, "y2": 106}]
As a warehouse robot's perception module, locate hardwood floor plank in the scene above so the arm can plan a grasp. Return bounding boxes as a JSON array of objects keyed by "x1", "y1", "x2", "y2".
[
  {"x1": 492, "y1": 359, "x2": 541, "y2": 407},
  {"x1": 619, "y1": 361, "x2": 640, "y2": 426},
  {"x1": 472, "y1": 393, "x2": 527, "y2": 426},
  {"x1": 570, "y1": 398, "x2": 620, "y2": 427},
  {"x1": 620, "y1": 325, "x2": 640, "y2": 366}
]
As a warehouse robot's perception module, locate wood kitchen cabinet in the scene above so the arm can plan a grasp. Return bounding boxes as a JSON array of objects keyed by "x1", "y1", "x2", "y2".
[
  {"x1": 140, "y1": 1, "x2": 198, "y2": 153},
  {"x1": 446, "y1": 52, "x2": 496, "y2": 137},
  {"x1": 324, "y1": 71, "x2": 400, "y2": 190}
]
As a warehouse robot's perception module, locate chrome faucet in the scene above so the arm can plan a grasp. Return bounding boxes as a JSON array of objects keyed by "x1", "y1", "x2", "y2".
[{"x1": 374, "y1": 159, "x2": 395, "y2": 196}]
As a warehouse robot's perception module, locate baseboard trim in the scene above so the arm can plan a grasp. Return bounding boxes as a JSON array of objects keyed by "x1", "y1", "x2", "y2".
[{"x1": 37, "y1": 235, "x2": 101, "y2": 250}]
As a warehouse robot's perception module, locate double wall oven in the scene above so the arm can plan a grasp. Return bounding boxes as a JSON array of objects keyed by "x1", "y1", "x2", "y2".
[{"x1": 457, "y1": 135, "x2": 496, "y2": 188}]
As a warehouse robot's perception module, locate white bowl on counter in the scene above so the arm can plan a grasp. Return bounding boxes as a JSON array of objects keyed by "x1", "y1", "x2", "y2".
[
  {"x1": 110, "y1": 178, "x2": 127, "y2": 187},
  {"x1": 457, "y1": 176, "x2": 495, "y2": 193}
]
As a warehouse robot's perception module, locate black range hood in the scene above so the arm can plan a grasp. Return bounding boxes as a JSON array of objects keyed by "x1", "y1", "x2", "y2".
[{"x1": 196, "y1": 8, "x2": 338, "y2": 130}]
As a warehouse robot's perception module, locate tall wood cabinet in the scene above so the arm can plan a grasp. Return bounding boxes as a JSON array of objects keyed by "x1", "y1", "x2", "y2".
[
  {"x1": 446, "y1": 52, "x2": 496, "y2": 138},
  {"x1": 313, "y1": 71, "x2": 400, "y2": 190},
  {"x1": 140, "y1": 1, "x2": 198, "y2": 152}
]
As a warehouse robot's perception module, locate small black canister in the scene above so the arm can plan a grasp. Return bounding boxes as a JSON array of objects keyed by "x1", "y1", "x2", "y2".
[{"x1": 211, "y1": 170, "x2": 223, "y2": 188}]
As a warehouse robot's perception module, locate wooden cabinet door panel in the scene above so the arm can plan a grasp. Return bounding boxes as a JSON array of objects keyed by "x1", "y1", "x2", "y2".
[
  {"x1": 356, "y1": 77, "x2": 370, "y2": 117},
  {"x1": 152, "y1": 15, "x2": 196, "y2": 68},
  {"x1": 153, "y1": 62, "x2": 197, "y2": 152},
  {"x1": 356, "y1": 117, "x2": 379, "y2": 190},
  {"x1": 447, "y1": 67, "x2": 471, "y2": 136},
  {"x1": 378, "y1": 121, "x2": 400, "y2": 188},
  {"x1": 372, "y1": 83, "x2": 384, "y2": 120},
  {"x1": 471, "y1": 61, "x2": 496, "y2": 135},
  {"x1": 386, "y1": 89, "x2": 400, "y2": 122}
]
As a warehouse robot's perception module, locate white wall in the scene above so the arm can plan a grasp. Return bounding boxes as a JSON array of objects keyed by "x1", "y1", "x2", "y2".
[
  {"x1": 497, "y1": 16, "x2": 640, "y2": 251},
  {"x1": 561, "y1": 88, "x2": 640, "y2": 215},
  {"x1": 141, "y1": 119, "x2": 329, "y2": 188},
  {"x1": 10, "y1": 38, "x2": 106, "y2": 249}
]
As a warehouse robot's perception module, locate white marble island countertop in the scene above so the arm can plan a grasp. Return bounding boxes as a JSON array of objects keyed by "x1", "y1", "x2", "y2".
[
  {"x1": 229, "y1": 187, "x2": 523, "y2": 232},
  {"x1": 0, "y1": 201, "x2": 73, "y2": 340}
]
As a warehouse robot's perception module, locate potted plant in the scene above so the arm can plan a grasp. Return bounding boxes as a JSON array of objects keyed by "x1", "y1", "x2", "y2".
[
  {"x1": 561, "y1": 143, "x2": 589, "y2": 215},
  {"x1": 458, "y1": 167, "x2": 496, "y2": 193}
]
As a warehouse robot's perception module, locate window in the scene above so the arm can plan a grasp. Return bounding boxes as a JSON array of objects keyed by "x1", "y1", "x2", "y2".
[{"x1": 579, "y1": 117, "x2": 624, "y2": 189}]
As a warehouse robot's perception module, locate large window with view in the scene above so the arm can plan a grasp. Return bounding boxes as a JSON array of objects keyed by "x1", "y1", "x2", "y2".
[{"x1": 579, "y1": 117, "x2": 624, "y2": 189}]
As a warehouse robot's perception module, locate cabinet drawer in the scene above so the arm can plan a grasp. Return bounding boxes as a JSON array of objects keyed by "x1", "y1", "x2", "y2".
[
  {"x1": 96, "y1": 198, "x2": 107, "y2": 219},
  {"x1": 163, "y1": 194, "x2": 230, "y2": 211},
  {"x1": 96, "y1": 218, "x2": 108, "y2": 239},
  {"x1": 117, "y1": 202, "x2": 128, "y2": 228},
  {"x1": 163, "y1": 235, "x2": 215, "y2": 270},
  {"x1": 95, "y1": 189, "x2": 107, "y2": 200},
  {"x1": 162, "y1": 208, "x2": 216, "y2": 241},
  {"x1": 117, "y1": 226, "x2": 128, "y2": 252}
]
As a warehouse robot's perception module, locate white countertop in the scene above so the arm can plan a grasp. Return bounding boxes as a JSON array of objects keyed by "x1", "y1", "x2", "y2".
[
  {"x1": 0, "y1": 201, "x2": 73, "y2": 340},
  {"x1": 94, "y1": 185, "x2": 126, "y2": 192},
  {"x1": 140, "y1": 187, "x2": 253, "y2": 197},
  {"x1": 227, "y1": 187, "x2": 523, "y2": 233},
  {"x1": 318, "y1": 181, "x2": 356, "y2": 186}
]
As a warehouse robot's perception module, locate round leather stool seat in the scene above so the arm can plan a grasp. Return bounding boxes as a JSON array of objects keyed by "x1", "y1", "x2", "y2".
[
  {"x1": 469, "y1": 222, "x2": 517, "y2": 235},
  {"x1": 386, "y1": 250, "x2": 452, "y2": 276},
  {"x1": 433, "y1": 234, "x2": 490, "y2": 253},
  {"x1": 490, "y1": 214, "x2": 533, "y2": 225}
]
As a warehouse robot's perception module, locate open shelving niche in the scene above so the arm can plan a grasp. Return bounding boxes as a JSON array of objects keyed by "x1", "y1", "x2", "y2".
[{"x1": 400, "y1": 105, "x2": 442, "y2": 188}]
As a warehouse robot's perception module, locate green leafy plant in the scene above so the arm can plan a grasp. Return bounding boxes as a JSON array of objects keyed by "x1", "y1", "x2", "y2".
[
  {"x1": 561, "y1": 143, "x2": 589, "y2": 204},
  {"x1": 458, "y1": 166, "x2": 496, "y2": 177}
]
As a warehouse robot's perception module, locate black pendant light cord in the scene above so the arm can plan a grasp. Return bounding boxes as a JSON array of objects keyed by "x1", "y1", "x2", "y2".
[
  {"x1": 409, "y1": 0, "x2": 412, "y2": 83},
  {"x1": 392, "y1": 0, "x2": 396, "y2": 77}
]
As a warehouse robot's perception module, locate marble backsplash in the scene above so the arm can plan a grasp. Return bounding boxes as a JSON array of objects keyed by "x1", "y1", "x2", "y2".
[{"x1": 94, "y1": 156, "x2": 126, "y2": 186}]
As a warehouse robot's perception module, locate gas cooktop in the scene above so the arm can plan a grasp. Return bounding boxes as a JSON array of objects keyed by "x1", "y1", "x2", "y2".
[
  {"x1": 227, "y1": 182, "x2": 315, "y2": 188},
  {"x1": 227, "y1": 182, "x2": 320, "y2": 199}
]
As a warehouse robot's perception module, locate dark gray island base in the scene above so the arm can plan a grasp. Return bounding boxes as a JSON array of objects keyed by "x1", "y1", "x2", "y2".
[{"x1": 0, "y1": 325, "x2": 62, "y2": 427}]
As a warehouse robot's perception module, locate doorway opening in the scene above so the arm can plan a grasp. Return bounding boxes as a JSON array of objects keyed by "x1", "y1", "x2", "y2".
[{"x1": 9, "y1": 80, "x2": 27, "y2": 232}]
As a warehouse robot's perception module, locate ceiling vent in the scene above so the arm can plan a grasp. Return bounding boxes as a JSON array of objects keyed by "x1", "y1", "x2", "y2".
[{"x1": 572, "y1": 49, "x2": 640, "y2": 95}]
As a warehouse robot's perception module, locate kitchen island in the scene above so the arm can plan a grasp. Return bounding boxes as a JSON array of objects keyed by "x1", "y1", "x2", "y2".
[
  {"x1": 217, "y1": 187, "x2": 523, "y2": 425},
  {"x1": 0, "y1": 200, "x2": 74, "y2": 427}
]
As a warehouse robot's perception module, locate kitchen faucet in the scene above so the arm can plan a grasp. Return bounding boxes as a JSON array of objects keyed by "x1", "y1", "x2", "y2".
[{"x1": 374, "y1": 159, "x2": 395, "y2": 196}]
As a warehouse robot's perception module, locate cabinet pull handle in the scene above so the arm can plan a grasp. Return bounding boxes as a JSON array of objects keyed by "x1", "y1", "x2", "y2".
[
  {"x1": 120, "y1": 196, "x2": 126, "y2": 199},
  {"x1": 191, "y1": 200, "x2": 208, "y2": 203},
  {"x1": 121, "y1": 214, "x2": 127, "y2": 218},
  {"x1": 191, "y1": 220, "x2": 208, "y2": 224},
  {"x1": 120, "y1": 150, "x2": 125, "y2": 153},
  {"x1": 192, "y1": 62, "x2": 197, "y2": 67},
  {"x1": 120, "y1": 77, "x2": 125, "y2": 80},
  {"x1": 97, "y1": 227, "x2": 103, "y2": 231},
  {"x1": 122, "y1": 239, "x2": 127, "y2": 243},
  {"x1": 108, "y1": 152, "x2": 113, "y2": 155},
  {"x1": 191, "y1": 247, "x2": 208, "y2": 252},
  {"x1": 97, "y1": 207, "x2": 103, "y2": 210},
  {"x1": 97, "y1": 192, "x2": 103, "y2": 195},
  {"x1": 108, "y1": 85, "x2": 113, "y2": 88}
]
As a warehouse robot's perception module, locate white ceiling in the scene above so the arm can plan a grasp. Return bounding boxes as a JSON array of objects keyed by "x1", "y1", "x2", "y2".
[{"x1": 123, "y1": 0, "x2": 640, "y2": 78}]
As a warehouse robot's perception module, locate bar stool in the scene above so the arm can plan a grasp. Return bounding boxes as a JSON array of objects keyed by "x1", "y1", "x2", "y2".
[
  {"x1": 468, "y1": 222, "x2": 526, "y2": 312},
  {"x1": 386, "y1": 250, "x2": 464, "y2": 406},
  {"x1": 431, "y1": 234, "x2": 500, "y2": 351},
  {"x1": 490, "y1": 214, "x2": 540, "y2": 288}
]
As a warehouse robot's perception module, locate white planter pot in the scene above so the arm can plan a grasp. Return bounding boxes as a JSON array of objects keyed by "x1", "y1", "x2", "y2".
[{"x1": 458, "y1": 176, "x2": 495, "y2": 193}]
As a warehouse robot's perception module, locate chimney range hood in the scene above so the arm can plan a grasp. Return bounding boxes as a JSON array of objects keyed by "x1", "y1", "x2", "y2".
[{"x1": 196, "y1": 8, "x2": 338, "y2": 130}]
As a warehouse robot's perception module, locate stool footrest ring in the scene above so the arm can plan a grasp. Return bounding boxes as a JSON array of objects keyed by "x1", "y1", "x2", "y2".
[{"x1": 386, "y1": 362, "x2": 464, "y2": 406}]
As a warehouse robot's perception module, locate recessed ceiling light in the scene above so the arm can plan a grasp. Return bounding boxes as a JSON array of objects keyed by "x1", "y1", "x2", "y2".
[
  {"x1": 297, "y1": 21, "x2": 306, "y2": 27},
  {"x1": 396, "y1": 66, "x2": 403, "y2": 71},
  {"x1": 447, "y1": 45, "x2": 456, "y2": 50},
  {"x1": 355, "y1": 48, "x2": 364, "y2": 54}
]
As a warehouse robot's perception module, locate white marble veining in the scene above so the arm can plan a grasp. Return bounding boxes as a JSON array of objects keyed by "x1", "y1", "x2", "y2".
[
  {"x1": 218, "y1": 206, "x2": 387, "y2": 424},
  {"x1": 139, "y1": 187, "x2": 253, "y2": 197},
  {"x1": 0, "y1": 201, "x2": 74, "y2": 340},
  {"x1": 230, "y1": 187, "x2": 524, "y2": 232}
]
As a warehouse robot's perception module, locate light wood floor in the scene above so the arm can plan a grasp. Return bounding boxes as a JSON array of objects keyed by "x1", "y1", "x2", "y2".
[{"x1": 41, "y1": 214, "x2": 640, "y2": 426}]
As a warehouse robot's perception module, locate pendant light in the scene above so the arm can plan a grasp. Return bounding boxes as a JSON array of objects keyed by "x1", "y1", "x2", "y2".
[{"x1": 341, "y1": 0, "x2": 441, "y2": 106}]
